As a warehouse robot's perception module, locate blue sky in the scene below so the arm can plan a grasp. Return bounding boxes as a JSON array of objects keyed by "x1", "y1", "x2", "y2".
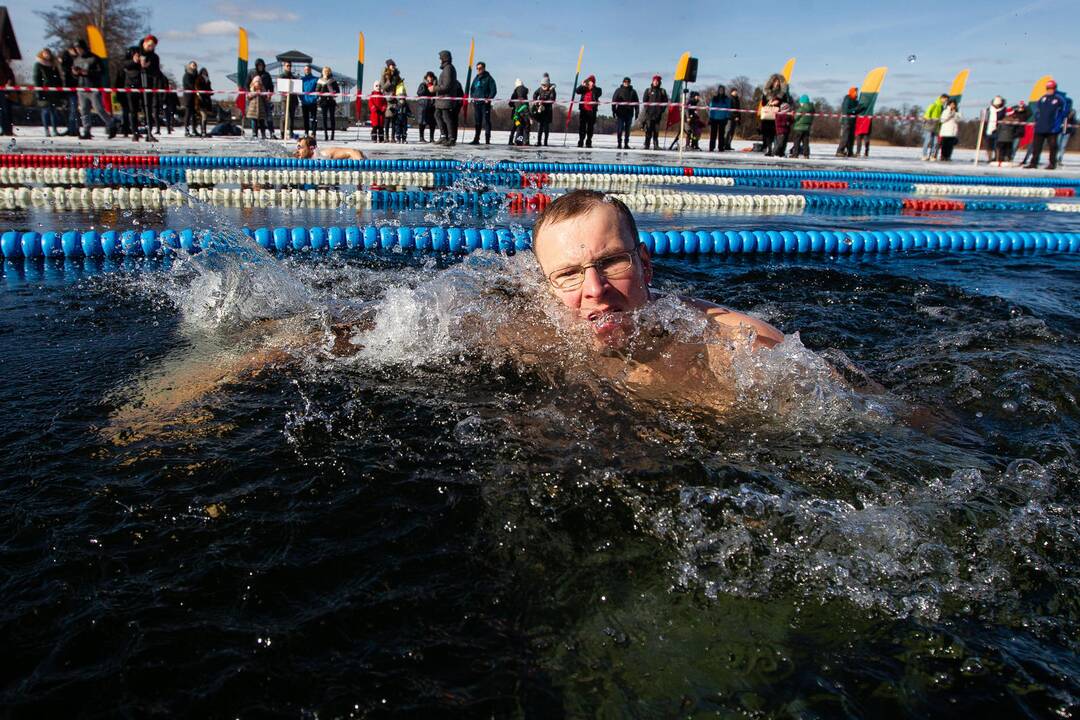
[{"x1": 6, "y1": 0, "x2": 1077, "y2": 109}]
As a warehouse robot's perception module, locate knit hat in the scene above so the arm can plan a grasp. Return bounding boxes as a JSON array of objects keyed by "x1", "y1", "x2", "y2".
[
  {"x1": 585, "y1": 75, "x2": 596, "y2": 83},
  {"x1": 373, "y1": 81, "x2": 381, "y2": 91},
  {"x1": 848, "y1": 87, "x2": 858, "y2": 98},
  {"x1": 386, "y1": 58, "x2": 396, "y2": 67},
  {"x1": 1047, "y1": 79, "x2": 1057, "y2": 89},
  {"x1": 652, "y1": 74, "x2": 661, "y2": 83},
  {"x1": 515, "y1": 78, "x2": 523, "y2": 87},
  {"x1": 799, "y1": 94, "x2": 810, "y2": 103},
  {"x1": 622, "y1": 76, "x2": 631, "y2": 83},
  {"x1": 542, "y1": 73, "x2": 550, "y2": 84}
]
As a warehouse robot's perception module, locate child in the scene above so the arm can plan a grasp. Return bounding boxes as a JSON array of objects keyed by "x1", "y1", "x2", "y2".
[
  {"x1": 684, "y1": 91, "x2": 704, "y2": 150},
  {"x1": 511, "y1": 101, "x2": 530, "y2": 146},
  {"x1": 368, "y1": 82, "x2": 387, "y2": 143},
  {"x1": 788, "y1": 94, "x2": 814, "y2": 158},
  {"x1": 392, "y1": 84, "x2": 410, "y2": 143},
  {"x1": 773, "y1": 102, "x2": 792, "y2": 157}
]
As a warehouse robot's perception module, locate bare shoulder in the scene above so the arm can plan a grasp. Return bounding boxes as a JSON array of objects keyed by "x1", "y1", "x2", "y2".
[
  {"x1": 681, "y1": 296, "x2": 784, "y2": 349},
  {"x1": 322, "y1": 147, "x2": 366, "y2": 160}
]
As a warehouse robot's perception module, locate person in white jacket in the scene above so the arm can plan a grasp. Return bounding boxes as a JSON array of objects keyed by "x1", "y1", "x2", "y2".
[
  {"x1": 984, "y1": 96, "x2": 1005, "y2": 162},
  {"x1": 939, "y1": 100, "x2": 961, "y2": 161}
]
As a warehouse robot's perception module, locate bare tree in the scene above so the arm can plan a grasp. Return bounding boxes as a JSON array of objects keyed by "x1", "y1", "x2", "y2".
[{"x1": 36, "y1": 0, "x2": 149, "y2": 62}]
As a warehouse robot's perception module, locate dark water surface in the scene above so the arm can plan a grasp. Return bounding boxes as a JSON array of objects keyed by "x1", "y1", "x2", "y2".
[{"x1": 2, "y1": 208, "x2": 1080, "y2": 718}]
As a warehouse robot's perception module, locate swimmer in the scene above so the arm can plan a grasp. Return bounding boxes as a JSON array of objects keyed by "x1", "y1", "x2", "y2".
[
  {"x1": 532, "y1": 189, "x2": 783, "y2": 352},
  {"x1": 295, "y1": 135, "x2": 366, "y2": 160}
]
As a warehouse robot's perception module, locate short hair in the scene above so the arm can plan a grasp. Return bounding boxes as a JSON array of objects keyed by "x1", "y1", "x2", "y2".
[
  {"x1": 533, "y1": 189, "x2": 639, "y2": 253},
  {"x1": 299, "y1": 135, "x2": 317, "y2": 148}
]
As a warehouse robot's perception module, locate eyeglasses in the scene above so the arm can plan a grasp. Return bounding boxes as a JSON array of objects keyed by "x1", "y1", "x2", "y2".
[{"x1": 546, "y1": 247, "x2": 638, "y2": 290}]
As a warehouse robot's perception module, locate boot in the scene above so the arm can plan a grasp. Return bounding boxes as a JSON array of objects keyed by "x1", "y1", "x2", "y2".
[
  {"x1": 485, "y1": 130, "x2": 491, "y2": 144},
  {"x1": 577, "y1": 139, "x2": 584, "y2": 147},
  {"x1": 469, "y1": 130, "x2": 480, "y2": 145},
  {"x1": 617, "y1": 140, "x2": 622, "y2": 149}
]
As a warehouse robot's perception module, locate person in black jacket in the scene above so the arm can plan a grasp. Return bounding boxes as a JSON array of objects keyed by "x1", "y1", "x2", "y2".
[
  {"x1": 531, "y1": 73, "x2": 556, "y2": 146},
  {"x1": 575, "y1": 75, "x2": 602, "y2": 148},
  {"x1": 641, "y1": 76, "x2": 667, "y2": 150},
  {"x1": 182, "y1": 61, "x2": 199, "y2": 136},
  {"x1": 508, "y1": 78, "x2": 529, "y2": 145},
  {"x1": 122, "y1": 47, "x2": 148, "y2": 141},
  {"x1": 71, "y1": 40, "x2": 119, "y2": 139},
  {"x1": 725, "y1": 87, "x2": 741, "y2": 149},
  {"x1": 139, "y1": 35, "x2": 163, "y2": 132},
  {"x1": 434, "y1": 50, "x2": 459, "y2": 146},
  {"x1": 416, "y1": 71, "x2": 436, "y2": 142},
  {"x1": 611, "y1": 77, "x2": 639, "y2": 149},
  {"x1": 60, "y1": 44, "x2": 80, "y2": 136}
]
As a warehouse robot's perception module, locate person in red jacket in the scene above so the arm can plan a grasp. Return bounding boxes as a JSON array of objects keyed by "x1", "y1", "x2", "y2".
[
  {"x1": 368, "y1": 81, "x2": 387, "y2": 143},
  {"x1": 575, "y1": 75, "x2": 602, "y2": 148}
]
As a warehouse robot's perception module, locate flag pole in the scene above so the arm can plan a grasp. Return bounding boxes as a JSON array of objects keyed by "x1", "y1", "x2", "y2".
[
  {"x1": 355, "y1": 32, "x2": 365, "y2": 141},
  {"x1": 563, "y1": 45, "x2": 584, "y2": 147},
  {"x1": 460, "y1": 38, "x2": 475, "y2": 143}
]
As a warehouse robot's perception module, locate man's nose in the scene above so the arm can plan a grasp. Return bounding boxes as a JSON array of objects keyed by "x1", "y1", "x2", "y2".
[{"x1": 580, "y1": 266, "x2": 608, "y2": 299}]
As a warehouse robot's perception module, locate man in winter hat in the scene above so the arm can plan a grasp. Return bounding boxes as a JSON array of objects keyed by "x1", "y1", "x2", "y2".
[{"x1": 641, "y1": 75, "x2": 667, "y2": 150}]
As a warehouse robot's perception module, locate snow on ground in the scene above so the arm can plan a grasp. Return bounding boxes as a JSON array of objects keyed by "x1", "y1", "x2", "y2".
[{"x1": 8, "y1": 126, "x2": 1078, "y2": 180}]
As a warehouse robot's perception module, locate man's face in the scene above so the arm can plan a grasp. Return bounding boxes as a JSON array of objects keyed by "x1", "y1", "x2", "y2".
[
  {"x1": 296, "y1": 141, "x2": 314, "y2": 159},
  {"x1": 534, "y1": 204, "x2": 652, "y2": 346},
  {"x1": 143, "y1": 39, "x2": 156, "y2": 52},
  {"x1": 622, "y1": 80, "x2": 630, "y2": 87},
  {"x1": 283, "y1": 62, "x2": 292, "y2": 73},
  {"x1": 476, "y1": 63, "x2": 484, "y2": 73},
  {"x1": 304, "y1": 65, "x2": 313, "y2": 76}
]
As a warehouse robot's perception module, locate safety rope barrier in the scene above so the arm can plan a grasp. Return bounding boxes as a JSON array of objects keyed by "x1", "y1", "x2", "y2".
[{"x1": 3, "y1": 225, "x2": 1077, "y2": 259}]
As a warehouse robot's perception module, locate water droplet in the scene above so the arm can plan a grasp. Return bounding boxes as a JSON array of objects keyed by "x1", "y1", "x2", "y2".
[{"x1": 907, "y1": 54, "x2": 917, "y2": 63}]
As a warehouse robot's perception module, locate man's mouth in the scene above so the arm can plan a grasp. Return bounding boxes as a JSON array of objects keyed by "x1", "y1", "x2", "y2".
[{"x1": 586, "y1": 310, "x2": 626, "y2": 336}]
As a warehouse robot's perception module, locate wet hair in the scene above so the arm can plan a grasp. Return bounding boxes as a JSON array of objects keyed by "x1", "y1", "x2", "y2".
[
  {"x1": 299, "y1": 135, "x2": 317, "y2": 148},
  {"x1": 533, "y1": 189, "x2": 639, "y2": 252}
]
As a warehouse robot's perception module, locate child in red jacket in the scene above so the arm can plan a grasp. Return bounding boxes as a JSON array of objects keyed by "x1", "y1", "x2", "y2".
[
  {"x1": 368, "y1": 82, "x2": 387, "y2": 143},
  {"x1": 773, "y1": 102, "x2": 793, "y2": 157}
]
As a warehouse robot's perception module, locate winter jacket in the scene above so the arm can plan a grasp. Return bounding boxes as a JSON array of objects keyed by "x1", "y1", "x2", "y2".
[
  {"x1": 728, "y1": 94, "x2": 742, "y2": 125},
  {"x1": 300, "y1": 73, "x2": 319, "y2": 106},
  {"x1": 70, "y1": 52, "x2": 103, "y2": 88},
  {"x1": 792, "y1": 98, "x2": 814, "y2": 132},
  {"x1": 509, "y1": 83, "x2": 529, "y2": 109},
  {"x1": 922, "y1": 98, "x2": 944, "y2": 130},
  {"x1": 368, "y1": 91, "x2": 388, "y2": 127},
  {"x1": 775, "y1": 107, "x2": 793, "y2": 136},
  {"x1": 245, "y1": 78, "x2": 268, "y2": 120},
  {"x1": 708, "y1": 94, "x2": 731, "y2": 121},
  {"x1": 32, "y1": 62, "x2": 63, "y2": 107},
  {"x1": 60, "y1": 51, "x2": 76, "y2": 86},
  {"x1": 380, "y1": 67, "x2": 402, "y2": 96},
  {"x1": 1034, "y1": 91, "x2": 1067, "y2": 134},
  {"x1": 417, "y1": 81, "x2": 436, "y2": 119},
  {"x1": 195, "y1": 74, "x2": 213, "y2": 111},
  {"x1": 532, "y1": 84, "x2": 556, "y2": 123},
  {"x1": 182, "y1": 68, "x2": 198, "y2": 108},
  {"x1": 252, "y1": 69, "x2": 272, "y2": 96},
  {"x1": 939, "y1": 106, "x2": 960, "y2": 138},
  {"x1": 317, "y1": 77, "x2": 340, "y2": 108},
  {"x1": 642, "y1": 85, "x2": 668, "y2": 124},
  {"x1": 435, "y1": 55, "x2": 457, "y2": 110},
  {"x1": 611, "y1": 85, "x2": 639, "y2": 120},
  {"x1": 122, "y1": 58, "x2": 143, "y2": 89},
  {"x1": 840, "y1": 95, "x2": 863, "y2": 118},
  {"x1": 576, "y1": 77, "x2": 602, "y2": 113},
  {"x1": 763, "y1": 74, "x2": 791, "y2": 105},
  {"x1": 471, "y1": 71, "x2": 496, "y2": 102},
  {"x1": 996, "y1": 106, "x2": 1028, "y2": 143}
]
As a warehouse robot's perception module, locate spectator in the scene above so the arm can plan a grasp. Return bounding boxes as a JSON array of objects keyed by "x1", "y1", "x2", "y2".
[
  {"x1": 182, "y1": 61, "x2": 199, "y2": 136},
  {"x1": 684, "y1": 90, "x2": 703, "y2": 150},
  {"x1": 32, "y1": 49, "x2": 64, "y2": 137},
  {"x1": 938, "y1": 99, "x2": 960, "y2": 161},
  {"x1": 195, "y1": 67, "x2": 213, "y2": 138},
  {"x1": 368, "y1": 81, "x2": 387, "y2": 142},
  {"x1": 70, "y1": 39, "x2": 117, "y2": 139},
  {"x1": 921, "y1": 94, "x2": 947, "y2": 161},
  {"x1": 1026, "y1": 79, "x2": 1066, "y2": 170},
  {"x1": 392, "y1": 83, "x2": 410, "y2": 143},
  {"x1": 531, "y1": 73, "x2": 556, "y2": 146},
  {"x1": 995, "y1": 103, "x2": 1022, "y2": 165},
  {"x1": 380, "y1": 59, "x2": 402, "y2": 97},
  {"x1": 1010, "y1": 101, "x2": 1031, "y2": 165},
  {"x1": 610, "y1": 77, "x2": 639, "y2": 150},
  {"x1": 139, "y1": 35, "x2": 162, "y2": 132},
  {"x1": 251, "y1": 59, "x2": 275, "y2": 138},
  {"x1": 760, "y1": 97, "x2": 779, "y2": 155},
  {"x1": 984, "y1": 95, "x2": 1005, "y2": 162},
  {"x1": 0, "y1": 55, "x2": 13, "y2": 136},
  {"x1": 246, "y1": 74, "x2": 268, "y2": 139},
  {"x1": 725, "y1": 87, "x2": 741, "y2": 150},
  {"x1": 113, "y1": 52, "x2": 131, "y2": 135},
  {"x1": 707, "y1": 86, "x2": 730, "y2": 152},
  {"x1": 641, "y1": 75, "x2": 667, "y2": 151},
  {"x1": 508, "y1": 78, "x2": 529, "y2": 145},
  {"x1": 122, "y1": 47, "x2": 148, "y2": 142},
  {"x1": 300, "y1": 64, "x2": 318, "y2": 136},
  {"x1": 788, "y1": 94, "x2": 814, "y2": 158},
  {"x1": 434, "y1": 50, "x2": 459, "y2": 146},
  {"x1": 762, "y1": 73, "x2": 791, "y2": 105},
  {"x1": 835, "y1": 86, "x2": 862, "y2": 157},
  {"x1": 1058, "y1": 108, "x2": 1075, "y2": 167},
  {"x1": 316, "y1": 66, "x2": 340, "y2": 141},
  {"x1": 279, "y1": 60, "x2": 298, "y2": 137},
  {"x1": 416, "y1": 71, "x2": 436, "y2": 143},
  {"x1": 575, "y1": 75, "x2": 602, "y2": 148},
  {"x1": 60, "y1": 44, "x2": 79, "y2": 136},
  {"x1": 469, "y1": 61, "x2": 496, "y2": 145},
  {"x1": 773, "y1": 101, "x2": 792, "y2": 157}
]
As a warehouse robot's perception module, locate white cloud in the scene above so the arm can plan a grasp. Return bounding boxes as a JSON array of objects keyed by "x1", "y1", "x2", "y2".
[
  {"x1": 196, "y1": 20, "x2": 243, "y2": 36},
  {"x1": 214, "y1": 2, "x2": 299, "y2": 22}
]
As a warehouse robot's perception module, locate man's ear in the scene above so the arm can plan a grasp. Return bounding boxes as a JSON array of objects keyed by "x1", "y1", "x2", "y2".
[{"x1": 637, "y1": 243, "x2": 653, "y2": 287}]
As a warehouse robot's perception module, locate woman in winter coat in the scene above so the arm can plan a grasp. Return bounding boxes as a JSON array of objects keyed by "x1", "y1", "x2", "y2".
[
  {"x1": 380, "y1": 60, "x2": 402, "y2": 99},
  {"x1": 195, "y1": 68, "x2": 214, "y2": 138},
  {"x1": 984, "y1": 95, "x2": 1005, "y2": 162},
  {"x1": 416, "y1": 72, "x2": 437, "y2": 142},
  {"x1": 368, "y1": 81, "x2": 387, "y2": 142},
  {"x1": 316, "y1": 66, "x2": 340, "y2": 141},
  {"x1": 707, "y1": 86, "x2": 730, "y2": 152},
  {"x1": 531, "y1": 74, "x2": 556, "y2": 146},
  {"x1": 33, "y1": 49, "x2": 64, "y2": 136},
  {"x1": 245, "y1": 74, "x2": 268, "y2": 138},
  {"x1": 938, "y1": 99, "x2": 961, "y2": 161}
]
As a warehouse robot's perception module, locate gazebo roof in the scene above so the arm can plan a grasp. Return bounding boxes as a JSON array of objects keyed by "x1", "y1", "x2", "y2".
[
  {"x1": 227, "y1": 61, "x2": 355, "y2": 89},
  {"x1": 275, "y1": 50, "x2": 312, "y2": 64}
]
